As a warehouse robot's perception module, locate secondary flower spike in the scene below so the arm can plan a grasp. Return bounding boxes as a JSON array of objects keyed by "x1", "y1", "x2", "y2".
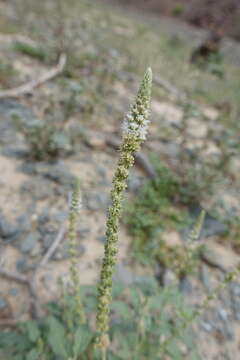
[{"x1": 96, "y1": 68, "x2": 152, "y2": 348}]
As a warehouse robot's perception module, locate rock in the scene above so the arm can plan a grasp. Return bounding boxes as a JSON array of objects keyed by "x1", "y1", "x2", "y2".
[
  {"x1": 0, "y1": 298, "x2": 7, "y2": 309},
  {"x1": 113, "y1": 264, "x2": 153, "y2": 287},
  {"x1": 186, "y1": 117, "x2": 208, "y2": 138},
  {"x1": 53, "y1": 242, "x2": 85, "y2": 260},
  {"x1": 85, "y1": 192, "x2": 110, "y2": 211},
  {"x1": 8, "y1": 288, "x2": 19, "y2": 297},
  {"x1": 148, "y1": 140, "x2": 180, "y2": 159},
  {"x1": 16, "y1": 215, "x2": 32, "y2": 234},
  {"x1": 85, "y1": 132, "x2": 105, "y2": 150},
  {"x1": 21, "y1": 162, "x2": 74, "y2": 187},
  {"x1": 162, "y1": 269, "x2": 178, "y2": 287},
  {"x1": 20, "y1": 231, "x2": 41, "y2": 254},
  {"x1": 187, "y1": 204, "x2": 227, "y2": 239},
  {"x1": 162, "y1": 231, "x2": 182, "y2": 247},
  {"x1": 201, "y1": 240, "x2": 239, "y2": 272},
  {"x1": 96, "y1": 235, "x2": 106, "y2": 243},
  {"x1": 77, "y1": 224, "x2": 90, "y2": 239},
  {"x1": 179, "y1": 277, "x2": 192, "y2": 294},
  {"x1": 217, "y1": 308, "x2": 228, "y2": 322},
  {"x1": 16, "y1": 258, "x2": 33, "y2": 273},
  {"x1": 202, "y1": 106, "x2": 219, "y2": 121},
  {"x1": 21, "y1": 177, "x2": 54, "y2": 200},
  {"x1": 127, "y1": 175, "x2": 144, "y2": 193},
  {"x1": 151, "y1": 101, "x2": 182, "y2": 126},
  {"x1": 200, "y1": 321, "x2": 212, "y2": 332},
  {"x1": 42, "y1": 234, "x2": 55, "y2": 250},
  {"x1": 0, "y1": 215, "x2": 19, "y2": 241},
  {"x1": 0, "y1": 296, "x2": 12, "y2": 318}
]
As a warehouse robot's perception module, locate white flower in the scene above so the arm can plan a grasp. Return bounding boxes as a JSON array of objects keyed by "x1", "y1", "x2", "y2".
[
  {"x1": 122, "y1": 111, "x2": 150, "y2": 140},
  {"x1": 68, "y1": 191, "x2": 82, "y2": 213}
]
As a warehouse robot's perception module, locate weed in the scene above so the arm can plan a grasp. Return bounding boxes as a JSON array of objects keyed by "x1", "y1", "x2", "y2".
[{"x1": 14, "y1": 41, "x2": 48, "y2": 62}]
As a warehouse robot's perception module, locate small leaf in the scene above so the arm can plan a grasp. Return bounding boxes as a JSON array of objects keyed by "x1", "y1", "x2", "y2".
[
  {"x1": 73, "y1": 326, "x2": 92, "y2": 357},
  {"x1": 25, "y1": 321, "x2": 40, "y2": 343},
  {"x1": 111, "y1": 301, "x2": 131, "y2": 318},
  {"x1": 47, "y1": 316, "x2": 68, "y2": 358},
  {"x1": 26, "y1": 348, "x2": 40, "y2": 360}
]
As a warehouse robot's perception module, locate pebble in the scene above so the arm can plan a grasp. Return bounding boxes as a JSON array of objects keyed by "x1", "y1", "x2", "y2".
[
  {"x1": 200, "y1": 321, "x2": 212, "y2": 332},
  {"x1": 217, "y1": 308, "x2": 228, "y2": 321},
  {"x1": 20, "y1": 231, "x2": 41, "y2": 254},
  {"x1": 0, "y1": 215, "x2": 19, "y2": 241},
  {"x1": 16, "y1": 257, "x2": 34, "y2": 273},
  {"x1": 85, "y1": 192, "x2": 110, "y2": 211},
  {"x1": 179, "y1": 277, "x2": 192, "y2": 294},
  {"x1": 53, "y1": 243, "x2": 85, "y2": 260},
  {"x1": 21, "y1": 161, "x2": 75, "y2": 187},
  {"x1": 0, "y1": 297, "x2": 7, "y2": 309},
  {"x1": 162, "y1": 269, "x2": 178, "y2": 287},
  {"x1": 187, "y1": 204, "x2": 227, "y2": 239},
  {"x1": 127, "y1": 174, "x2": 144, "y2": 193},
  {"x1": 21, "y1": 178, "x2": 54, "y2": 200},
  {"x1": 8, "y1": 288, "x2": 19, "y2": 297}
]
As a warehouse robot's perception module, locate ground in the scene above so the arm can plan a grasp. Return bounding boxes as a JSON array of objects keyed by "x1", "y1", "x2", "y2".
[{"x1": 0, "y1": 0, "x2": 240, "y2": 359}]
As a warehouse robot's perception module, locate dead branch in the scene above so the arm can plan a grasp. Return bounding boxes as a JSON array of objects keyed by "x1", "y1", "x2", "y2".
[
  {"x1": 39, "y1": 225, "x2": 66, "y2": 268},
  {"x1": 0, "y1": 269, "x2": 28, "y2": 284},
  {"x1": 0, "y1": 53, "x2": 67, "y2": 99},
  {"x1": 0, "y1": 225, "x2": 66, "y2": 319}
]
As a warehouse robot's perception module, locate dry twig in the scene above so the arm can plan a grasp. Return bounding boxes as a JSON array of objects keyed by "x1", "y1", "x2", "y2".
[
  {"x1": 0, "y1": 53, "x2": 67, "y2": 99},
  {"x1": 0, "y1": 224, "x2": 66, "y2": 321}
]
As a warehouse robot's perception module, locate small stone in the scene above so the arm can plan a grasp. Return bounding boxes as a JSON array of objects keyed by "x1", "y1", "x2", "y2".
[
  {"x1": 16, "y1": 258, "x2": 30, "y2": 273},
  {"x1": 30, "y1": 241, "x2": 42, "y2": 257},
  {"x1": 42, "y1": 234, "x2": 55, "y2": 250},
  {"x1": 16, "y1": 215, "x2": 32, "y2": 234},
  {"x1": 97, "y1": 236, "x2": 106, "y2": 243},
  {"x1": 162, "y1": 270, "x2": 178, "y2": 287},
  {"x1": 53, "y1": 243, "x2": 85, "y2": 260},
  {"x1": 0, "y1": 298, "x2": 7, "y2": 309},
  {"x1": 85, "y1": 133, "x2": 105, "y2": 149},
  {"x1": 21, "y1": 178, "x2": 54, "y2": 200},
  {"x1": 85, "y1": 192, "x2": 110, "y2": 211},
  {"x1": 21, "y1": 162, "x2": 74, "y2": 187},
  {"x1": 9, "y1": 288, "x2": 18, "y2": 296},
  {"x1": 217, "y1": 308, "x2": 228, "y2": 321},
  {"x1": 0, "y1": 215, "x2": 19, "y2": 240},
  {"x1": 201, "y1": 240, "x2": 239, "y2": 272},
  {"x1": 20, "y1": 232, "x2": 41, "y2": 254},
  {"x1": 179, "y1": 277, "x2": 192, "y2": 294},
  {"x1": 200, "y1": 321, "x2": 212, "y2": 332},
  {"x1": 127, "y1": 175, "x2": 144, "y2": 193}
]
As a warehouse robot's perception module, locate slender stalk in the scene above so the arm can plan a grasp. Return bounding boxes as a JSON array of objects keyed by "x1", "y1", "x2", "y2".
[
  {"x1": 68, "y1": 177, "x2": 85, "y2": 325},
  {"x1": 96, "y1": 68, "x2": 153, "y2": 349}
]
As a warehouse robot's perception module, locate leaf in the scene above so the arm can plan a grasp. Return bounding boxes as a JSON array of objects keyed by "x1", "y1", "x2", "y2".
[
  {"x1": 26, "y1": 348, "x2": 40, "y2": 360},
  {"x1": 111, "y1": 301, "x2": 132, "y2": 318},
  {"x1": 25, "y1": 321, "x2": 41, "y2": 343},
  {"x1": 73, "y1": 326, "x2": 92, "y2": 357},
  {"x1": 47, "y1": 316, "x2": 68, "y2": 358}
]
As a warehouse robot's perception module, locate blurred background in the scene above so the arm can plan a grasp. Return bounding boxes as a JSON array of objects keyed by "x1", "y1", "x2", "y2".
[{"x1": 0, "y1": 1, "x2": 240, "y2": 359}]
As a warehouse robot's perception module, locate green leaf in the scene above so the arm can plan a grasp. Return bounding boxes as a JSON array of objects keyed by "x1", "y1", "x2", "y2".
[
  {"x1": 47, "y1": 316, "x2": 68, "y2": 358},
  {"x1": 111, "y1": 301, "x2": 132, "y2": 318},
  {"x1": 26, "y1": 348, "x2": 40, "y2": 360},
  {"x1": 25, "y1": 321, "x2": 40, "y2": 343},
  {"x1": 73, "y1": 326, "x2": 92, "y2": 357}
]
